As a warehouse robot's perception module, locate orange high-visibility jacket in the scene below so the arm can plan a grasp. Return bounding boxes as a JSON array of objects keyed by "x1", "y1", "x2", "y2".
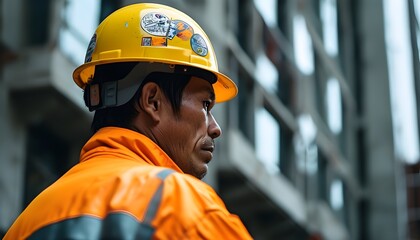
[{"x1": 5, "y1": 127, "x2": 252, "y2": 239}]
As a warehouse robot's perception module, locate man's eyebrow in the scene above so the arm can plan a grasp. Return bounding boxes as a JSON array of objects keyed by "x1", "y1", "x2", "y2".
[
  {"x1": 209, "y1": 90, "x2": 215, "y2": 101},
  {"x1": 203, "y1": 85, "x2": 215, "y2": 101}
]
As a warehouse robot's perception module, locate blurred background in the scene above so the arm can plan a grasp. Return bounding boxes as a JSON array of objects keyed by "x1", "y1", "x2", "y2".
[{"x1": 1, "y1": 0, "x2": 420, "y2": 239}]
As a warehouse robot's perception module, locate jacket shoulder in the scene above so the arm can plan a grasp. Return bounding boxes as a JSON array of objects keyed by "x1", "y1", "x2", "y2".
[{"x1": 153, "y1": 171, "x2": 252, "y2": 239}]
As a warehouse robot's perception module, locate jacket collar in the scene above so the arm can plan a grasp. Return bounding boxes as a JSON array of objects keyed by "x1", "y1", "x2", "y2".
[{"x1": 80, "y1": 127, "x2": 183, "y2": 173}]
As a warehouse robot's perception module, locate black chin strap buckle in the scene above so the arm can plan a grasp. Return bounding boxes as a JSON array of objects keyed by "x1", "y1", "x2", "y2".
[{"x1": 85, "y1": 81, "x2": 118, "y2": 111}]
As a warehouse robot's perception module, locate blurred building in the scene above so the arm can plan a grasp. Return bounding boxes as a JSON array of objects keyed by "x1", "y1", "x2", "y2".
[{"x1": 1, "y1": 0, "x2": 420, "y2": 239}]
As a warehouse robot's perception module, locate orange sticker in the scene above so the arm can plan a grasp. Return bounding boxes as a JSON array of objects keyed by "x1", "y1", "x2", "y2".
[
  {"x1": 176, "y1": 21, "x2": 193, "y2": 40},
  {"x1": 151, "y1": 37, "x2": 167, "y2": 46}
]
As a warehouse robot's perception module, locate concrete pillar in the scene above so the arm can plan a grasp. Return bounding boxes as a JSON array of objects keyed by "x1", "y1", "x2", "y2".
[
  {"x1": 0, "y1": 76, "x2": 27, "y2": 231},
  {"x1": 356, "y1": 0, "x2": 399, "y2": 239}
]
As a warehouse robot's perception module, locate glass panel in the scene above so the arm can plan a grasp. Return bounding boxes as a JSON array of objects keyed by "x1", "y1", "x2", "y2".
[
  {"x1": 416, "y1": 29, "x2": 420, "y2": 62},
  {"x1": 24, "y1": 125, "x2": 69, "y2": 207},
  {"x1": 255, "y1": 52, "x2": 279, "y2": 93},
  {"x1": 384, "y1": 0, "x2": 420, "y2": 164},
  {"x1": 255, "y1": 108, "x2": 280, "y2": 174},
  {"x1": 414, "y1": 0, "x2": 420, "y2": 21},
  {"x1": 326, "y1": 78, "x2": 342, "y2": 134},
  {"x1": 320, "y1": 0, "x2": 339, "y2": 56},
  {"x1": 26, "y1": 0, "x2": 50, "y2": 46},
  {"x1": 293, "y1": 14, "x2": 314, "y2": 75},
  {"x1": 296, "y1": 114, "x2": 318, "y2": 175},
  {"x1": 405, "y1": 163, "x2": 420, "y2": 238},
  {"x1": 100, "y1": 0, "x2": 121, "y2": 22},
  {"x1": 317, "y1": 153, "x2": 328, "y2": 201},
  {"x1": 59, "y1": 0, "x2": 100, "y2": 65},
  {"x1": 330, "y1": 179, "x2": 344, "y2": 210},
  {"x1": 237, "y1": 71, "x2": 254, "y2": 142},
  {"x1": 414, "y1": 0, "x2": 420, "y2": 64},
  {"x1": 253, "y1": 0, "x2": 278, "y2": 27}
]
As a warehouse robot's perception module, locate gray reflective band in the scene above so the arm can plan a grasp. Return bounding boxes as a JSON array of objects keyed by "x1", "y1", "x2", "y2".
[
  {"x1": 28, "y1": 214, "x2": 155, "y2": 240},
  {"x1": 28, "y1": 169, "x2": 175, "y2": 240},
  {"x1": 144, "y1": 169, "x2": 175, "y2": 224},
  {"x1": 156, "y1": 168, "x2": 175, "y2": 180}
]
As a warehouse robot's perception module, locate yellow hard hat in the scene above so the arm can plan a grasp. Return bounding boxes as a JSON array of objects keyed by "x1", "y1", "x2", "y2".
[{"x1": 72, "y1": 3, "x2": 237, "y2": 103}]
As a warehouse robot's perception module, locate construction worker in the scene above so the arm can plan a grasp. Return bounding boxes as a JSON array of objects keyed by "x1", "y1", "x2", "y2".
[{"x1": 4, "y1": 3, "x2": 253, "y2": 239}]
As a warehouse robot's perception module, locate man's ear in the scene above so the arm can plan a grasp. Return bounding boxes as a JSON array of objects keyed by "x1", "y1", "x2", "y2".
[{"x1": 138, "y1": 82, "x2": 162, "y2": 122}]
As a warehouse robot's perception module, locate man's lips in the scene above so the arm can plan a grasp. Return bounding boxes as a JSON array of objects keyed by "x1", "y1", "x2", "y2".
[
  {"x1": 200, "y1": 142, "x2": 215, "y2": 163},
  {"x1": 202, "y1": 145, "x2": 214, "y2": 153}
]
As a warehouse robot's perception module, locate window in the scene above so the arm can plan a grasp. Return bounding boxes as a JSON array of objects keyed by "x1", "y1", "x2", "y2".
[
  {"x1": 293, "y1": 14, "x2": 314, "y2": 75},
  {"x1": 326, "y1": 78, "x2": 342, "y2": 134},
  {"x1": 236, "y1": 0, "x2": 254, "y2": 56},
  {"x1": 24, "y1": 124, "x2": 70, "y2": 206},
  {"x1": 100, "y1": 0, "x2": 121, "y2": 22},
  {"x1": 405, "y1": 163, "x2": 420, "y2": 238},
  {"x1": 59, "y1": 0, "x2": 101, "y2": 65},
  {"x1": 26, "y1": 0, "x2": 51, "y2": 46},
  {"x1": 253, "y1": 0, "x2": 278, "y2": 28},
  {"x1": 330, "y1": 179, "x2": 344, "y2": 210},
  {"x1": 384, "y1": 0, "x2": 420, "y2": 164},
  {"x1": 237, "y1": 69, "x2": 254, "y2": 142},
  {"x1": 296, "y1": 114, "x2": 318, "y2": 175},
  {"x1": 320, "y1": 0, "x2": 338, "y2": 57},
  {"x1": 255, "y1": 107, "x2": 280, "y2": 174},
  {"x1": 255, "y1": 52, "x2": 279, "y2": 93}
]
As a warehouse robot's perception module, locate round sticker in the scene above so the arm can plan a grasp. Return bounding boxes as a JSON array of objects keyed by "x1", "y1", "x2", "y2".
[
  {"x1": 190, "y1": 34, "x2": 208, "y2": 57},
  {"x1": 141, "y1": 12, "x2": 170, "y2": 36},
  {"x1": 167, "y1": 20, "x2": 194, "y2": 40}
]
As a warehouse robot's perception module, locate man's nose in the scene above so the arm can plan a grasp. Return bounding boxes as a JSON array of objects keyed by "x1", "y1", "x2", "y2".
[{"x1": 208, "y1": 113, "x2": 222, "y2": 139}]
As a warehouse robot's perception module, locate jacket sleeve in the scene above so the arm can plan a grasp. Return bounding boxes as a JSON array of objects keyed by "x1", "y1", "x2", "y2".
[{"x1": 184, "y1": 210, "x2": 253, "y2": 240}]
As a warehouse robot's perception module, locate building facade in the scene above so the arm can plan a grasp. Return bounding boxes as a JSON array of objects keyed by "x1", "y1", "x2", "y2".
[{"x1": 1, "y1": 0, "x2": 420, "y2": 239}]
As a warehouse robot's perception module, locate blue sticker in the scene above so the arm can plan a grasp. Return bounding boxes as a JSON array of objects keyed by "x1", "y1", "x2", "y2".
[
  {"x1": 85, "y1": 34, "x2": 97, "y2": 63},
  {"x1": 190, "y1": 34, "x2": 208, "y2": 57}
]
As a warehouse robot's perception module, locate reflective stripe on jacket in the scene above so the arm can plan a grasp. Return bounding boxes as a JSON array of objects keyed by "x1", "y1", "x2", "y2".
[{"x1": 4, "y1": 127, "x2": 252, "y2": 239}]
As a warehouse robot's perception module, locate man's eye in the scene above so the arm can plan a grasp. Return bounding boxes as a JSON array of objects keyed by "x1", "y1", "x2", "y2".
[{"x1": 203, "y1": 101, "x2": 211, "y2": 111}]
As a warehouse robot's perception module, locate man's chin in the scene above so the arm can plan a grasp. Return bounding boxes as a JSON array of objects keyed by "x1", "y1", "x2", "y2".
[{"x1": 195, "y1": 164, "x2": 208, "y2": 179}]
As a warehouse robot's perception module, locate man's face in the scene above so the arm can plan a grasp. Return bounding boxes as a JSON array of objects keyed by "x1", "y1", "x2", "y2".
[{"x1": 158, "y1": 76, "x2": 222, "y2": 179}]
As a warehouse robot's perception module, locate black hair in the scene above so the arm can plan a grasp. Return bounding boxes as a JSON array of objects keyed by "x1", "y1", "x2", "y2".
[{"x1": 87, "y1": 63, "x2": 192, "y2": 133}]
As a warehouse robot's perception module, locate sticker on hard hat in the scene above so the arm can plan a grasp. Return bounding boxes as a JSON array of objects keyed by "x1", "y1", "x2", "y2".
[
  {"x1": 140, "y1": 12, "x2": 207, "y2": 57},
  {"x1": 142, "y1": 37, "x2": 167, "y2": 46},
  {"x1": 167, "y1": 20, "x2": 194, "y2": 40},
  {"x1": 141, "y1": 12, "x2": 170, "y2": 36},
  {"x1": 85, "y1": 34, "x2": 97, "y2": 63},
  {"x1": 190, "y1": 34, "x2": 208, "y2": 57}
]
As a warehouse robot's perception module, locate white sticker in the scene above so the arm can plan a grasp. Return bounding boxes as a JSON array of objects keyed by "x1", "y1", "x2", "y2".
[{"x1": 141, "y1": 12, "x2": 170, "y2": 36}]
